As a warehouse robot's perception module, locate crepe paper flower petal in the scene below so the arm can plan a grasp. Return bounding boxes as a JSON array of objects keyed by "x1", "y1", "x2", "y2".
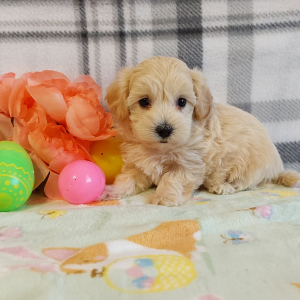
[
  {"x1": 6, "y1": 73, "x2": 48, "y2": 129},
  {"x1": 76, "y1": 139, "x2": 92, "y2": 153},
  {"x1": 0, "y1": 72, "x2": 15, "y2": 81},
  {"x1": 27, "y1": 125, "x2": 60, "y2": 164},
  {"x1": 27, "y1": 85, "x2": 67, "y2": 123},
  {"x1": 64, "y1": 83, "x2": 100, "y2": 110},
  {"x1": 12, "y1": 118, "x2": 22, "y2": 144},
  {"x1": 94, "y1": 131, "x2": 118, "y2": 141},
  {"x1": 21, "y1": 102, "x2": 48, "y2": 127},
  {"x1": 0, "y1": 113, "x2": 13, "y2": 141},
  {"x1": 18, "y1": 125, "x2": 36, "y2": 152},
  {"x1": 61, "y1": 75, "x2": 115, "y2": 140},
  {"x1": 27, "y1": 71, "x2": 70, "y2": 123},
  {"x1": 66, "y1": 97, "x2": 100, "y2": 135},
  {"x1": 91, "y1": 131, "x2": 117, "y2": 141},
  {"x1": 29, "y1": 152, "x2": 50, "y2": 190},
  {"x1": 26, "y1": 122, "x2": 88, "y2": 182},
  {"x1": 94, "y1": 125, "x2": 118, "y2": 140},
  {"x1": 65, "y1": 108, "x2": 92, "y2": 139},
  {"x1": 13, "y1": 120, "x2": 49, "y2": 189},
  {"x1": 72, "y1": 75, "x2": 102, "y2": 100},
  {"x1": 27, "y1": 70, "x2": 70, "y2": 88},
  {"x1": 66, "y1": 108, "x2": 117, "y2": 141},
  {"x1": 28, "y1": 123, "x2": 88, "y2": 170},
  {"x1": 94, "y1": 112, "x2": 117, "y2": 135},
  {"x1": 48, "y1": 150, "x2": 86, "y2": 174},
  {"x1": 75, "y1": 139, "x2": 93, "y2": 161},
  {"x1": 44, "y1": 171, "x2": 64, "y2": 200},
  {"x1": 104, "y1": 111, "x2": 114, "y2": 127},
  {"x1": 8, "y1": 73, "x2": 31, "y2": 118},
  {"x1": 0, "y1": 73, "x2": 16, "y2": 116}
]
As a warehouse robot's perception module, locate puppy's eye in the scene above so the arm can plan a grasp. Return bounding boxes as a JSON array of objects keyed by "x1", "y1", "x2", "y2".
[
  {"x1": 139, "y1": 98, "x2": 151, "y2": 108},
  {"x1": 177, "y1": 98, "x2": 187, "y2": 108}
]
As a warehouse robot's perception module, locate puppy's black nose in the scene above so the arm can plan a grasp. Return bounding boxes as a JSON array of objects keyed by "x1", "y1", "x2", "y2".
[{"x1": 155, "y1": 124, "x2": 173, "y2": 139}]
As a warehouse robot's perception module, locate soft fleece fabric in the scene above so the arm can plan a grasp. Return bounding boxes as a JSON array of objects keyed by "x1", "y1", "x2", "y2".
[{"x1": 1, "y1": 184, "x2": 300, "y2": 300}]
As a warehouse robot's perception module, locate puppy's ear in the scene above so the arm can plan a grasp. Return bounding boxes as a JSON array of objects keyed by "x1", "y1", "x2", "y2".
[
  {"x1": 190, "y1": 68, "x2": 213, "y2": 120},
  {"x1": 105, "y1": 67, "x2": 135, "y2": 123}
]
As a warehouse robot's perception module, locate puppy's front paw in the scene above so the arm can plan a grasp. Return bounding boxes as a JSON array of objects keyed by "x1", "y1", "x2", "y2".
[
  {"x1": 209, "y1": 183, "x2": 235, "y2": 195},
  {"x1": 98, "y1": 185, "x2": 122, "y2": 200},
  {"x1": 150, "y1": 194, "x2": 187, "y2": 207}
]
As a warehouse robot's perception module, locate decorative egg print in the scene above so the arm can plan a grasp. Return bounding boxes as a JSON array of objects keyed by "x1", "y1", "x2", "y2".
[{"x1": 104, "y1": 254, "x2": 197, "y2": 293}]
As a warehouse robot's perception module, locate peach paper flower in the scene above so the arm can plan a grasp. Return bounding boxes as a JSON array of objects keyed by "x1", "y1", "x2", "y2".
[
  {"x1": 27, "y1": 71, "x2": 117, "y2": 140},
  {"x1": 8, "y1": 73, "x2": 48, "y2": 127},
  {"x1": 25, "y1": 123, "x2": 88, "y2": 174},
  {"x1": 0, "y1": 72, "x2": 16, "y2": 116},
  {"x1": 0, "y1": 113, "x2": 13, "y2": 141},
  {"x1": 26, "y1": 70, "x2": 70, "y2": 123},
  {"x1": 0, "y1": 70, "x2": 114, "y2": 200}
]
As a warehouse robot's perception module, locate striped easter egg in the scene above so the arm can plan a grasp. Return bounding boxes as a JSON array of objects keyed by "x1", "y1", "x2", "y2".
[{"x1": 0, "y1": 141, "x2": 34, "y2": 212}]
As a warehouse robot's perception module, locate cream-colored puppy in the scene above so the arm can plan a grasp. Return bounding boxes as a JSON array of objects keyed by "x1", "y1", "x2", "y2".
[{"x1": 104, "y1": 56, "x2": 300, "y2": 206}]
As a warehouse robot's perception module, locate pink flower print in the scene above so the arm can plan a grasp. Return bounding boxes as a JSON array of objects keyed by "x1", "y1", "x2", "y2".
[
  {"x1": 0, "y1": 263, "x2": 59, "y2": 277},
  {"x1": 256, "y1": 205, "x2": 273, "y2": 219},
  {"x1": 0, "y1": 227, "x2": 22, "y2": 241},
  {"x1": 0, "y1": 246, "x2": 41, "y2": 259}
]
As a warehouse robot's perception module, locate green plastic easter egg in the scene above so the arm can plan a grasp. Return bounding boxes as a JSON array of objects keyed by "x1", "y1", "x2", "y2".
[{"x1": 0, "y1": 141, "x2": 35, "y2": 212}]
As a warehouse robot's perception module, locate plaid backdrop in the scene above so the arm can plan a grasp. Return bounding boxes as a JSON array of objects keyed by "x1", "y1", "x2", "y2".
[{"x1": 0, "y1": 0, "x2": 299, "y2": 171}]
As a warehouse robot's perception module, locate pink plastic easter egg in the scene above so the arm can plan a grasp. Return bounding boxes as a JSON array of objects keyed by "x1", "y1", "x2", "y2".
[{"x1": 58, "y1": 160, "x2": 105, "y2": 204}]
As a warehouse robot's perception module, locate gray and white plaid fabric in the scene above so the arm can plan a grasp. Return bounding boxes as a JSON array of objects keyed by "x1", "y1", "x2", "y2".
[{"x1": 0, "y1": 0, "x2": 299, "y2": 170}]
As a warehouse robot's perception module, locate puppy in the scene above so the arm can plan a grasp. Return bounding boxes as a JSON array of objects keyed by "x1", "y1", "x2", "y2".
[{"x1": 104, "y1": 56, "x2": 300, "y2": 206}]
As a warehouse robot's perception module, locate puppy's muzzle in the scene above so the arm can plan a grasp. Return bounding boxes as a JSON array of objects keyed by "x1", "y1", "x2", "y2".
[{"x1": 155, "y1": 123, "x2": 173, "y2": 139}]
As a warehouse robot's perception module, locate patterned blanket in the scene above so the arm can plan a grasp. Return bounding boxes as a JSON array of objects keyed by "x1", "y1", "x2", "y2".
[{"x1": 1, "y1": 184, "x2": 300, "y2": 300}]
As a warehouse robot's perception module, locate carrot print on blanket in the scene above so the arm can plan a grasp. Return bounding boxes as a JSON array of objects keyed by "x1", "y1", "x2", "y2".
[{"x1": 42, "y1": 220, "x2": 201, "y2": 293}]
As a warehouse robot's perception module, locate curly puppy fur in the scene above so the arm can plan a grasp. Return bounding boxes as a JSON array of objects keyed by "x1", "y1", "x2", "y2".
[{"x1": 104, "y1": 56, "x2": 300, "y2": 206}]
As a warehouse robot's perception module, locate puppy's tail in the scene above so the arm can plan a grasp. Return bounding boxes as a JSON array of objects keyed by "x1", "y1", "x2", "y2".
[{"x1": 273, "y1": 170, "x2": 300, "y2": 187}]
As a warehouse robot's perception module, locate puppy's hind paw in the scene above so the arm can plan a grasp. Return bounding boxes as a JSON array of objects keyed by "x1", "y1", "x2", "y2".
[
  {"x1": 208, "y1": 183, "x2": 236, "y2": 195},
  {"x1": 150, "y1": 194, "x2": 187, "y2": 207},
  {"x1": 98, "y1": 185, "x2": 122, "y2": 201}
]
